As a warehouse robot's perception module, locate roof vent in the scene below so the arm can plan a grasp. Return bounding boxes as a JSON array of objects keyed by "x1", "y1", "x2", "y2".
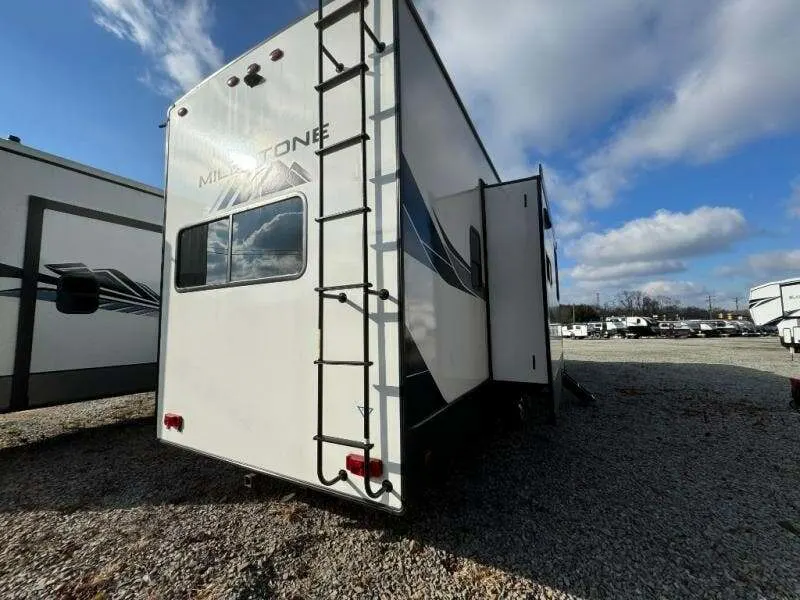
[{"x1": 8, "y1": 135, "x2": 21, "y2": 143}]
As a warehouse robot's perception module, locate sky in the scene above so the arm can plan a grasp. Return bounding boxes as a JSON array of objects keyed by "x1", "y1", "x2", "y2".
[{"x1": 1, "y1": 0, "x2": 798, "y2": 310}]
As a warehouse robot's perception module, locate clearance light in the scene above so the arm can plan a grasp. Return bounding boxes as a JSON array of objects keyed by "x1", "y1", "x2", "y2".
[
  {"x1": 346, "y1": 453, "x2": 383, "y2": 478},
  {"x1": 270, "y1": 49, "x2": 284, "y2": 61},
  {"x1": 163, "y1": 413, "x2": 184, "y2": 431}
]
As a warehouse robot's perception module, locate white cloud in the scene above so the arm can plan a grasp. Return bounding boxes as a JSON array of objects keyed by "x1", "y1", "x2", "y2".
[
  {"x1": 717, "y1": 249, "x2": 800, "y2": 280},
  {"x1": 580, "y1": 0, "x2": 800, "y2": 208},
  {"x1": 91, "y1": 0, "x2": 224, "y2": 97},
  {"x1": 569, "y1": 260, "x2": 685, "y2": 282},
  {"x1": 569, "y1": 206, "x2": 748, "y2": 268},
  {"x1": 418, "y1": 0, "x2": 800, "y2": 211},
  {"x1": 639, "y1": 280, "x2": 712, "y2": 304},
  {"x1": 554, "y1": 218, "x2": 584, "y2": 238}
]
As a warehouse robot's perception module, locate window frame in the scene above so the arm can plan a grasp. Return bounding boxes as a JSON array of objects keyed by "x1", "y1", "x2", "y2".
[{"x1": 174, "y1": 193, "x2": 308, "y2": 292}]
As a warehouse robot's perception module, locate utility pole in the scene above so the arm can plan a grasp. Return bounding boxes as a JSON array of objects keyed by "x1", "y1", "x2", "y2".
[
  {"x1": 596, "y1": 292, "x2": 600, "y2": 308},
  {"x1": 732, "y1": 296, "x2": 740, "y2": 312},
  {"x1": 707, "y1": 295, "x2": 714, "y2": 319}
]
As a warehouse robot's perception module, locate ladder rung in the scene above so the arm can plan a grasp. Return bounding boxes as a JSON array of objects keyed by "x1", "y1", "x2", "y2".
[
  {"x1": 314, "y1": 434, "x2": 374, "y2": 450},
  {"x1": 316, "y1": 283, "x2": 373, "y2": 292},
  {"x1": 316, "y1": 63, "x2": 368, "y2": 93},
  {"x1": 316, "y1": 206, "x2": 370, "y2": 223},
  {"x1": 315, "y1": 0, "x2": 367, "y2": 30},
  {"x1": 316, "y1": 133, "x2": 370, "y2": 157},
  {"x1": 315, "y1": 359, "x2": 373, "y2": 366}
]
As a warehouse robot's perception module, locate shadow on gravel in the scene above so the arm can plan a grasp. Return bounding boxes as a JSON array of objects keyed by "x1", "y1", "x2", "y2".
[
  {"x1": 1, "y1": 361, "x2": 798, "y2": 597},
  {"x1": 0, "y1": 417, "x2": 299, "y2": 513},
  {"x1": 310, "y1": 360, "x2": 800, "y2": 598}
]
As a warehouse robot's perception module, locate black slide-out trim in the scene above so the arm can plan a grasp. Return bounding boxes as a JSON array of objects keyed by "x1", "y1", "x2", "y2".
[
  {"x1": 9, "y1": 196, "x2": 162, "y2": 412},
  {"x1": 393, "y1": 0, "x2": 407, "y2": 512},
  {"x1": 479, "y1": 179, "x2": 493, "y2": 379},
  {"x1": 536, "y1": 173, "x2": 554, "y2": 389}
]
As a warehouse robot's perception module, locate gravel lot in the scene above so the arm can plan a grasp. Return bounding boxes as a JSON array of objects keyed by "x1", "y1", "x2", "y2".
[{"x1": 1, "y1": 337, "x2": 799, "y2": 599}]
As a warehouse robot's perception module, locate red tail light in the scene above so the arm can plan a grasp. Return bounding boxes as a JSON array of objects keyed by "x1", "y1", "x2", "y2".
[
  {"x1": 346, "y1": 454, "x2": 383, "y2": 478},
  {"x1": 163, "y1": 413, "x2": 184, "y2": 431}
]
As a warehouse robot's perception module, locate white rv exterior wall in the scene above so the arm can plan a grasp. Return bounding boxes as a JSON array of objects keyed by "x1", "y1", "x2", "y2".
[
  {"x1": 398, "y1": 0, "x2": 498, "y2": 406},
  {"x1": 0, "y1": 140, "x2": 162, "y2": 411},
  {"x1": 484, "y1": 179, "x2": 549, "y2": 384},
  {"x1": 159, "y1": 0, "x2": 401, "y2": 509}
]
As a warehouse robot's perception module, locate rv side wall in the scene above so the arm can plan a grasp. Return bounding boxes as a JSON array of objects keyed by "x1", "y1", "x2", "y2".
[
  {"x1": 0, "y1": 140, "x2": 163, "y2": 412},
  {"x1": 398, "y1": 0, "x2": 498, "y2": 429}
]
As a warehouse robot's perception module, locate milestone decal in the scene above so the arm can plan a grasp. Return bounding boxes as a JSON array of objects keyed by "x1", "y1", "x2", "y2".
[{"x1": 199, "y1": 123, "x2": 329, "y2": 212}]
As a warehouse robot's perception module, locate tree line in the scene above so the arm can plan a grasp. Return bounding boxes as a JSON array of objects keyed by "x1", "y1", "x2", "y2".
[{"x1": 559, "y1": 290, "x2": 747, "y2": 324}]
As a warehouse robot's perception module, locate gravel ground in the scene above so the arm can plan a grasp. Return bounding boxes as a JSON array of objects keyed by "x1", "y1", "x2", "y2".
[{"x1": 1, "y1": 337, "x2": 799, "y2": 599}]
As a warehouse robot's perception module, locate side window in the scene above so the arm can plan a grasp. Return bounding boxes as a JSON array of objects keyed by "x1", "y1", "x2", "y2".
[
  {"x1": 554, "y1": 247, "x2": 560, "y2": 300},
  {"x1": 176, "y1": 217, "x2": 230, "y2": 288},
  {"x1": 176, "y1": 196, "x2": 305, "y2": 290},
  {"x1": 231, "y1": 197, "x2": 304, "y2": 282},
  {"x1": 469, "y1": 226, "x2": 483, "y2": 292}
]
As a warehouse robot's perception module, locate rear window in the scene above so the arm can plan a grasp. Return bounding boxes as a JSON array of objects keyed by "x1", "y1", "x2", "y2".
[
  {"x1": 176, "y1": 196, "x2": 305, "y2": 290},
  {"x1": 176, "y1": 217, "x2": 229, "y2": 288},
  {"x1": 231, "y1": 197, "x2": 304, "y2": 282}
]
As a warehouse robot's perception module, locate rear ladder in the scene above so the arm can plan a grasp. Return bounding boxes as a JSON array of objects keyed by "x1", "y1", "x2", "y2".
[{"x1": 313, "y1": 0, "x2": 392, "y2": 498}]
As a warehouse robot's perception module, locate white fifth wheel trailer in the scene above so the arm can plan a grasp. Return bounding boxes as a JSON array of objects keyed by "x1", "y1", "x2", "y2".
[
  {"x1": 749, "y1": 278, "x2": 800, "y2": 349},
  {"x1": 0, "y1": 136, "x2": 164, "y2": 413},
  {"x1": 135, "y1": 0, "x2": 563, "y2": 513},
  {"x1": 133, "y1": 0, "x2": 570, "y2": 512}
]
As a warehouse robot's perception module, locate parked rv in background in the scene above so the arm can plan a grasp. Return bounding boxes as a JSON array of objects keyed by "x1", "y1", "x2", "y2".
[
  {"x1": 0, "y1": 136, "x2": 163, "y2": 413},
  {"x1": 749, "y1": 278, "x2": 800, "y2": 350},
  {"x1": 624, "y1": 316, "x2": 659, "y2": 338},
  {"x1": 562, "y1": 324, "x2": 588, "y2": 339}
]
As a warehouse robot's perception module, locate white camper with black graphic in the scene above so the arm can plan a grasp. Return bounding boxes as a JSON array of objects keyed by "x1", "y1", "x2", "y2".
[
  {"x1": 157, "y1": 0, "x2": 563, "y2": 512},
  {"x1": 0, "y1": 136, "x2": 163, "y2": 413},
  {"x1": 749, "y1": 277, "x2": 800, "y2": 349}
]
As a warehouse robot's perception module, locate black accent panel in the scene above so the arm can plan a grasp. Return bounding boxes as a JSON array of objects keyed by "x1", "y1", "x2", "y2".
[
  {"x1": 21, "y1": 363, "x2": 157, "y2": 412},
  {"x1": 0, "y1": 376, "x2": 10, "y2": 412},
  {"x1": 403, "y1": 326, "x2": 447, "y2": 427}
]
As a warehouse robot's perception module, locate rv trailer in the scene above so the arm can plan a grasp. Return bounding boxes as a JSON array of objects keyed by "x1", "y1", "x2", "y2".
[
  {"x1": 749, "y1": 278, "x2": 800, "y2": 350},
  {"x1": 624, "y1": 316, "x2": 658, "y2": 338},
  {"x1": 0, "y1": 137, "x2": 164, "y2": 413},
  {"x1": 154, "y1": 0, "x2": 563, "y2": 512}
]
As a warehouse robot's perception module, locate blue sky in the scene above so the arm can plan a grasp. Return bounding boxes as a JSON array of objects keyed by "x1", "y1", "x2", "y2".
[{"x1": 2, "y1": 0, "x2": 798, "y2": 310}]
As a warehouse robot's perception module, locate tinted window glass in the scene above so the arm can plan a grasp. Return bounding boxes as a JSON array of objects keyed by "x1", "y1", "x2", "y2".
[
  {"x1": 176, "y1": 217, "x2": 230, "y2": 288},
  {"x1": 231, "y1": 197, "x2": 304, "y2": 282}
]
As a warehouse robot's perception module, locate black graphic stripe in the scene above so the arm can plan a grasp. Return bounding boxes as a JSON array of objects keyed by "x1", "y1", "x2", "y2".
[
  {"x1": 0, "y1": 262, "x2": 24, "y2": 279},
  {"x1": 400, "y1": 155, "x2": 479, "y2": 298}
]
